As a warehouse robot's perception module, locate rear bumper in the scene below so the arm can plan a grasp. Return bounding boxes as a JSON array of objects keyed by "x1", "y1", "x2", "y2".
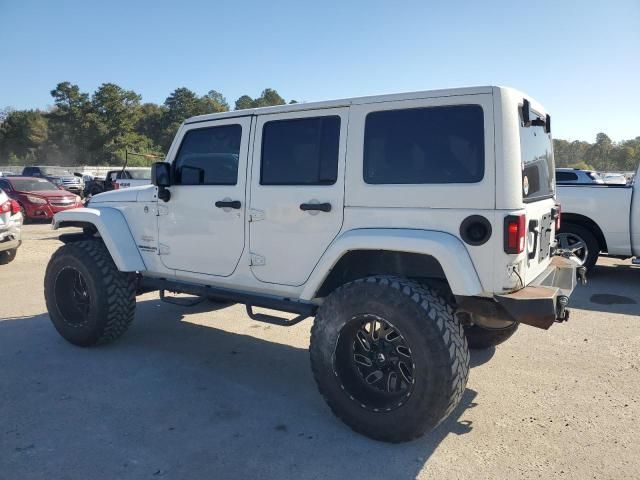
[
  {"x1": 0, "y1": 216, "x2": 22, "y2": 252},
  {"x1": 494, "y1": 256, "x2": 578, "y2": 329}
]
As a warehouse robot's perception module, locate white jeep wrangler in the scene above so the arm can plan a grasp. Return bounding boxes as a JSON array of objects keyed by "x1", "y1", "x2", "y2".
[{"x1": 45, "y1": 86, "x2": 579, "y2": 443}]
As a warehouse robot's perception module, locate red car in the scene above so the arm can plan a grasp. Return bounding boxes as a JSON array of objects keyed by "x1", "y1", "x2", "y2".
[{"x1": 0, "y1": 176, "x2": 83, "y2": 221}]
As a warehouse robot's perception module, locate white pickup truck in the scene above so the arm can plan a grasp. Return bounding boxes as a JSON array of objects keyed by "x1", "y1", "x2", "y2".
[
  {"x1": 556, "y1": 164, "x2": 639, "y2": 269},
  {"x1": 113, "y1": 167, "x2": 152, "y2": 190}
]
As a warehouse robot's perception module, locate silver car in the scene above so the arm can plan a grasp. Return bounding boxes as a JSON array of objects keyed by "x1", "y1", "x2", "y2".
[{"x1": 0, "y1": 188, "x2": 22, "y2": 264}]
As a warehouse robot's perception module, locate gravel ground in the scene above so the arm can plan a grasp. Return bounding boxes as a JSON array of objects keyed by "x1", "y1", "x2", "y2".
[{"x1": 1, "y1": 223, "x2": 639, "y2": 480}]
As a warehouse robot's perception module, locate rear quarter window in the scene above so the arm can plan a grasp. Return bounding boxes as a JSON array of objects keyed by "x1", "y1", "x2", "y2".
[
  {"x1": 363, "y1": 105, "x2": 484, "y2": 184},
  {"x1": 520, "y1": 111, "x2": 554, "y2": 201},
  {"x1": 556, "y1": 171, "x2": 578, "y2": 182}
]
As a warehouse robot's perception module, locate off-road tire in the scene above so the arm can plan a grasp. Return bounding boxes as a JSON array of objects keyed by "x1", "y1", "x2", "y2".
[
  {"x1": 310, "y1": 276, "x2": 469, "y2": 443},
  {"x1": 44, "y1": 240, "x2": 136, "y2": 346},
  {"x1": 557, "y1": 223, "x2": 600, "y2": 270},
  {"x1": 0, "y1": 248, "x2": 17, "y2": 265},
  {"x1": 464, "y1": 322, "x2": 519, "y2": 350}
]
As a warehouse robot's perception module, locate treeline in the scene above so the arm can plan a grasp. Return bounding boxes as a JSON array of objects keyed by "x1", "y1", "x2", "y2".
[
  {"x1": 554, "y1": 134, "x2": 640, "y2": 172},
  {"x1": 1, "y1": 82, "x2": 639, "y2": 172},
  {"x1": 0, "y1": 82, "x2": 295, "y2": 166}
]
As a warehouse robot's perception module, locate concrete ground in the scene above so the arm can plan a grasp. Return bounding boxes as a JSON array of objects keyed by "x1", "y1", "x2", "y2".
[{"x1": 1, "y1": 223, "x2": 639, "y2": 480}]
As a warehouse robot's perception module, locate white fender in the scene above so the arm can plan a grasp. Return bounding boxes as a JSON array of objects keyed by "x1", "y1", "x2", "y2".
[
  {"x1": 52, "y1": 207, "x2": 146, "y2": 272},
  {"x1": 300, "y1": 228, "x2": 484, "y2": 300}
]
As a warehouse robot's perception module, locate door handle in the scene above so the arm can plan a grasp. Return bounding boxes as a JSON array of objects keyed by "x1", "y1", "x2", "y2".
[
  {"x1": 300, "y1": 202, "x2": 331, "y2": 212},
  {"x1": 215, "y1": 200, "x2": 241, "y2": 209}
]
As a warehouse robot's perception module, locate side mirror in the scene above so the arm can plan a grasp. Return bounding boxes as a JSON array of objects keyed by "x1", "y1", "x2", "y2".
[
  {"x1": 151, "y1": 162, "x2": 171, "y2": 187},
  {"x1": 151, "y1": 162, "x2": 171, "y2": 202}
]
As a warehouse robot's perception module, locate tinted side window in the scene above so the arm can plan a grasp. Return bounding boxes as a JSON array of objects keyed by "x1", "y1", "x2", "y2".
[
  {"x1": 260, "y1": 116, "x2": 341, "y2": 185},
  {"x1": 556, "y1": 171, "x2": 578, "y2": 182},
  {"x1": 174, "y1": 125, "x2": 242, "y2": 185},
  {"x1": 363, "y1": 105, "x2": 484, "y2": 184}
]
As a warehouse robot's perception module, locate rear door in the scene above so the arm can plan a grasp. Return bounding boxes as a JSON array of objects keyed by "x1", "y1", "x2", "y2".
[
  {"x1": 157, "y1": 116, "x2": 251, "y2": 276},
  {"x1": 248, "y1": 108, "x2": 348, "y2": 286},
  {"x1": 520, "y1": 108, "x2": 557, "y2": 282}
]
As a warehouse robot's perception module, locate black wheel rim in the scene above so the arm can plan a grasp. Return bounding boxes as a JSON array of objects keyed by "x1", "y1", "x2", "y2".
[
  {"x1": 333, "y1": 314, "x2": 415, "y2": 412},
  {"x1": 54, "y1": 267, "x2": 92, "y2": 326}
]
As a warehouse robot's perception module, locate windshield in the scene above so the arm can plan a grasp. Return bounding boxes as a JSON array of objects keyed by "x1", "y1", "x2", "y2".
[
  {"x1": 11, "y1": 178, "x2": 59, "y2": 191},
  {"x1": 127, "y1": 169, "x2": 151, "y2": 180},
  {"x1": 520, "y1": 112, "x2": 554, "y2": 202}
]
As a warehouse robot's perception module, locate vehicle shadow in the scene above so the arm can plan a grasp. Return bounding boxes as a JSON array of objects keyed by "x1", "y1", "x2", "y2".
[
  {"x1": 0, "y1": 298, "x2": 482, "y2": 480},
  {"x1": 570, "y1": 263, "x2": 640, "y2": 315}
]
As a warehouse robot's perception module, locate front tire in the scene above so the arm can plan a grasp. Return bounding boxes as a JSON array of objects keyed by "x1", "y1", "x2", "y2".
[
  {"x1": 0, "y1": 248, "x2": 17, "y2": 265},
  {"x1": 44, "y1": 240, "x2": 136, "y2": 346},
  {"x1": 310, "y1": 276, "x2": 469, "y2": 443}
]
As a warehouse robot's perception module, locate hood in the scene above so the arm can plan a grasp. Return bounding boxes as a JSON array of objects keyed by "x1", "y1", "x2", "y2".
[
  {"x1": 89, "y1": 187, "x2": 141, "y2": 203},
  {"x1": 21, "y1": 189, "x2": 78, "y2": 198}
]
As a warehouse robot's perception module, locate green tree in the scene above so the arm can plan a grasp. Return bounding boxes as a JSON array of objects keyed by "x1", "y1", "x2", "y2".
[
  {"x1": 47, "y1": 82, "x2": 92, "y2": 163},
  {"x1": 89, "y1": 83, "x2": 146, "y2": 164},
  {"x1": 202, "y1": 90, "x2": 230, "y2": 113},
  {"x1": 234, "y1": 95, "x2": 254, "y2": 110},
  {"x1": 234, "y1": 88, "x2": 287, "y2": 110},
  {"x1": 0, "y1": 110, "x2": 48, "y2": 161},
  {"x1": 585, "y1": 133, "x2": 613, "y2": 171},
  {"x1": 136, "y1": 102, "x2": 167, "y2": 148}
]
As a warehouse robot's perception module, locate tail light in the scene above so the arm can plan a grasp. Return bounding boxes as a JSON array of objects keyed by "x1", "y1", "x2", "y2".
[
  {"x1": 113, "y1": 182, "x2": 119, "y2": 190},
  {"x1": 504, "y1": 214, "x2": 526, "y2": 254},
  {"x1": 1, "y1": 199, "x2": 20, "y2": 215}
]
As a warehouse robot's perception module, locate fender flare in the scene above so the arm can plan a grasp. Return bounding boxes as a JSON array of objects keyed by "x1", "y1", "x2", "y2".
[
  {"x1": 300, "y1": 228, "x2": 484, "y2": 300},
  {"x1": 52, "y1": 207, "x2": 146, "y2": 272}
]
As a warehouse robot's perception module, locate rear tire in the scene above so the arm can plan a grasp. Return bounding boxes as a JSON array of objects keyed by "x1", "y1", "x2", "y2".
[
  {"x1": 0, "y1": 248, "x2": 17, "y2": 265},
  {"x1": 464, "y1": 322, "x2": 519, "y2": 350},
  {"x1": 557, "y1": 223, "x2": 599, "y2": 270},
  {"x1": 44, "y1": 240, "x2": 136, "y2": 346},
  {"x1": 310, "y1": 276, "x2": 469, "y2": 443}
]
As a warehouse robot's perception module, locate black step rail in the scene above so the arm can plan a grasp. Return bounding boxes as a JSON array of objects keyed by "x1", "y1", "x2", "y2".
[{"x1": 140, "y1": 277, "x2": 317, "y2": 325}]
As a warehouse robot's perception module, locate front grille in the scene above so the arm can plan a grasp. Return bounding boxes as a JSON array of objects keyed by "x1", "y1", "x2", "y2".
[{"x1": 50, "y1": 197, "x2": 76, "y2": 207}]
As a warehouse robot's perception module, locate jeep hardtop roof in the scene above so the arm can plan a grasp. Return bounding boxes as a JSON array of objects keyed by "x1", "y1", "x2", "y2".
[{"x1": 185, "y1": 85, "x2": 503, "y2": 125}]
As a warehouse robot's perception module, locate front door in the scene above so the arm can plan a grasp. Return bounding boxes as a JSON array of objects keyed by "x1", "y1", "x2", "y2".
[
  {"x1": 248, "y1": 108, "x2": 348, "y2": 286},
  {"x1": 157, "y1": 116, "x2": 251, "y2": 276}
]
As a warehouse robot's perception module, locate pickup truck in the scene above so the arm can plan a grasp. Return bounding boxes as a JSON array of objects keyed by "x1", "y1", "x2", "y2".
[
  {"x1": 556, "y1": 164, "x2": 640, "y2": 269},
  {"x1": 87, "y1": 168, "x2": 152, "y2": 196},
  {"x1": 113, "y1": 167, "x2": 151, "y2": 190}
]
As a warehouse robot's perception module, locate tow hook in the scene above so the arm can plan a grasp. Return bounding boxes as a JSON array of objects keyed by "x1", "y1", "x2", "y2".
[
  {"x1": 577, "y1": 266, "x2": 587, "y2": 286},
  {"x1": 556, "y1": 295, "x2": 570, "y2": 323}
]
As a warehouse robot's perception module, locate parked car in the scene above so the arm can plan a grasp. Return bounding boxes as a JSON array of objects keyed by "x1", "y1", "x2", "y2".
[
  {"x1": 48, "y1": 86, "x2": 579, "y2": 443},
  {"x1": 555, "y1": 168, "x2": 604, "y2": 185},
  {"x1": 556, "y1": 163, "x2": 640, "y2": 268},
  {"x1": 0, "y1": 187, "x2": 22, "y2": 264},
  {"x1": 0, "y1": 176, "x2": 83, "y2": 221},
  {"x1": 22, "y1": 166, "x2": 84, "y2": 197}
]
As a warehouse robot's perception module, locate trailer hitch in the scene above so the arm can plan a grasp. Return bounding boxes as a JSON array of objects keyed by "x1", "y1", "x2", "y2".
[
  {"x1": 556, "y1": 295, "x2": 570, "y2": 323},
  {"x1": 577, "y1": 266, "x2": 587, "y2": 286}
]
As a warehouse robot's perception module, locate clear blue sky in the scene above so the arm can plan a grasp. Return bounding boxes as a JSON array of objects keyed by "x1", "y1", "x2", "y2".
[{"x1": 1, "y1": 0, "x2": 638, "y2": 142}]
